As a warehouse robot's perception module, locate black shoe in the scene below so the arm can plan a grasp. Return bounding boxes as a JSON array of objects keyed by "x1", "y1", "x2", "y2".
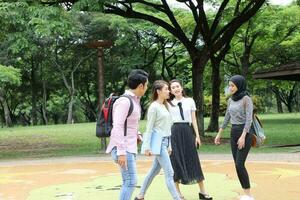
[
  {"x1": 134, "y1": 197, "x2": 144, "y2": 200},
  {"x1": 199, "y1": 193, "x2": 213, "y2": 200}
]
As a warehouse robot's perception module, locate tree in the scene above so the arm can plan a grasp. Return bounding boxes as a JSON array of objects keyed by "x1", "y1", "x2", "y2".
[
  {"x1": 0, "y1": 65, "x2": 21, "y2": 127},
  {"x1": 100, "y1": 0, "x2": 266, "y2": 135},
  {"x1": 223, "y1": 4, "x2": 300, "y2": 113}
]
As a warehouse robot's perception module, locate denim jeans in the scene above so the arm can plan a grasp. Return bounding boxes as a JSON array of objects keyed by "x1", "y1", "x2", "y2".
[
  {"x1": 139, "y1": 137, "x2": 181, "y2": 200},
  {"x1": 111, "y1": 147, "x2": 137, "y2": 200}
]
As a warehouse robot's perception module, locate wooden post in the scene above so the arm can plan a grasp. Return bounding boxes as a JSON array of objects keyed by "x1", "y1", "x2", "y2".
[{"x1": 86, "y1": 40, "x2": 113, "y2": 151}]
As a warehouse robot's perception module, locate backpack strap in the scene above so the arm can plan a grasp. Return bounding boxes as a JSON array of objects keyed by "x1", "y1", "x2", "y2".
[{"x1": 120, "y1": 94, "x2": 134, "y2": 136}]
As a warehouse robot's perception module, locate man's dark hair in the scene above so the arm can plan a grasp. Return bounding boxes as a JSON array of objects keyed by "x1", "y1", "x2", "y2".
[{"x1": 127, "y1": 69, "x2": 148, "y2": 89}]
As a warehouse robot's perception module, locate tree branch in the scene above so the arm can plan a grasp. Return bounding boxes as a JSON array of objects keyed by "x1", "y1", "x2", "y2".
[
  {"x1": 212, "y1": 0, "x2": 265, "y2": 53},
  {"x1": 129, "y1": 0, "x2": 165, "y2": 12},
  {"x1": 104, "y1": 3, "x2": 191, "y2": 48},
  {"x1": 210, "y1": 0, "x2": 230, "y2": 34},
  {"x1": 197, "y1": 1, "x2": 211, "y2": 44}
]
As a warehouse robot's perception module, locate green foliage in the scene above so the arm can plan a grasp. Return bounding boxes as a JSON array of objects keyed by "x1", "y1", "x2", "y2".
[
  {"x1": 0, "y1": 1, "x2": 299, "y2": 127},
  {"x1": 72, "y1": 0, "x2": 104, "y2": 11},
  {"x1": 204, "y1": 94, "x2": 228, "y2": 117},
  {"x1": 29, "y1": 6, "x2": 76, "y2": 38},
  {"x1": 0, "y1": 65, "x2": 21, "y2": 86}
]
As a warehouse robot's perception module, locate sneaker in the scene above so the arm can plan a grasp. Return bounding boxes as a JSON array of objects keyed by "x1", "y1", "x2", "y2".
[{"x1": 239, "y1": 195, "x2": 254, "y2": 200}]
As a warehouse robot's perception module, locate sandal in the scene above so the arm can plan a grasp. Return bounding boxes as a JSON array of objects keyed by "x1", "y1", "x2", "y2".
[{"x1": 199, "y1": 192, "x2": 213, "y2": 200}]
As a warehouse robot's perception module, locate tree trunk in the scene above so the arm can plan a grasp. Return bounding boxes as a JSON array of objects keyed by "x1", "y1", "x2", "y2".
[
  {"x1": 41, "y1": 81, "x2": 48, "y2": 125},
  {"x1": 30, "y1": 60, "x2": 38, "y2": 125},
  {"x1": 287, "y1": 101, "x2": 292, "y2": 113},
  {"x1": 67, "y1": 93, "x2": 74, "y2": 124},
  {"x1": 296, "y1": 83, "x2": 300, "y2": 112},
  {"x1": 191, "y1": 54, "x2": 209, "y2": 137},
  {"x1": 206, "y1": 58, "x2": 221, "y2": 132},
  {"x1": 0, "y1": 89, "x2": 13, "y2": 127},
  {"x1": 275, "y1": 91, "x2": 283, "y2": 113},
  {"x1": 240, "y1": 54, "x2": 250, "y2": 77},
  {"x1": 67, "y1": 71, "x2": 75, "y2": 124}
]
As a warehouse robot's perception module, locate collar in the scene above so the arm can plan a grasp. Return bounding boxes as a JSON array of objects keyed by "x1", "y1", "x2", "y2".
[
  {"x1": 124, "y1": 90, "x2": 140, "y2": 99},
  {"x1": 172, "y1": 97, "x2": 185, "y2": 103}
]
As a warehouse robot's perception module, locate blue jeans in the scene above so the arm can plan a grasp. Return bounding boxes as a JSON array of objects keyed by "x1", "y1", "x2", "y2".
[
  {"x1": 139, "y1": 137, "x2": 181, "y2": 200},
  {"x1": 111, "y1": 147, "x2": 137, "y2": 200}
]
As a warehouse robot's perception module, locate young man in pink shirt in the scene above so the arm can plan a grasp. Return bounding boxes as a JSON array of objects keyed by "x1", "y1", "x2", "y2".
[{"x1": 106, "y1": 69, "x2": 148, "y2": 200}]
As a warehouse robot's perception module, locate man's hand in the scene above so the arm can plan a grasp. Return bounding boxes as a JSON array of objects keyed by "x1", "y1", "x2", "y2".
[{"x1": 118, "y1": 155, "x2": 127, "y2": 170}]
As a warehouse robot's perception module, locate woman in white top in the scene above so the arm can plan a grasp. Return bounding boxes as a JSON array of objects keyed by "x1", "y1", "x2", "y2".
[
  {"x1": 169, "y1": 79, "x2": 212, "y2": 200},
  {"x1": 135, "y1": 80, "x2": 181, "y2": 200}
]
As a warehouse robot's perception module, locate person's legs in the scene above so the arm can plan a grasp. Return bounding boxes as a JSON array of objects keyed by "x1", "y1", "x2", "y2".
[
  {"x1": 175, "y1": 182, "x2": 184, "y2": 198},
  {"x1": 198, "y1": 180, "x2": 208, "y2": 195},
  {"x1": 231, "y1": 126, "x2": 253, "y2": 199},
  {"x1": 230, "y1": 127, "x2": 238, "y2": 163},
  {"x1": 111, "y1": 148, "x2": 137, "y2": 200},
  {"x1": 136, "y1": 157, "x2": 161, "y2": 198},
  {"x1": 235, "y1": 133, "x2": 252, "y2": 191},
  {"x1": 157, "y1": 138, "x2": 181, "y2": 200}
]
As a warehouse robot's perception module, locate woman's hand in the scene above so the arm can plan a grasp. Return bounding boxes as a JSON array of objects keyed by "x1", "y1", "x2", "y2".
[
  {"x1": 145, "y1": 150, "x2": 152, "y2": 156},
  {"x1": 195, "y1": 136, "x2": 201, "y2": 148},
  {"x1": 215, "y1": 128, "x2": 223, "y2": 145},
  {"x1": 168, "y1": 147, "x2": 172, "y2": 155},
  {"x1": 237, "y1": 134, "x2": 246, "y2": 149},
  {"x1": 214, "y1": 134, "x2": 221, "y2": 145}
]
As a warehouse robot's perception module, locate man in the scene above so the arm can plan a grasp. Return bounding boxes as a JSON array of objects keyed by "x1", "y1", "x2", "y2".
[{"x1": 106, "y1": 69, "x2": 149, "y2": 200}]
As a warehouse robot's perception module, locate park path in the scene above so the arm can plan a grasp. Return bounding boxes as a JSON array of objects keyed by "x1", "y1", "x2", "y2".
[{"x1": 0, "y1": 153, "x2": 299, "y2": 200}]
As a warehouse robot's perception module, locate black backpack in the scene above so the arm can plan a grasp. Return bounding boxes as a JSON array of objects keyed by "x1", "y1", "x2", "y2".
[{"x1": 96, "y1": 94, "x2": 133, "y2": 138}]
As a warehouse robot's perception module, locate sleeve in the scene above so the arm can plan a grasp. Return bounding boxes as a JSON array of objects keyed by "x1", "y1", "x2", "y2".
[
  {"x1": 112, "y1": 97, "x2": 131, "y2": 156},
  {"x1": 243, "y1": 96, "x2": 254, "y2": 133},
  {"x1": 142, "y1": 104, "x2": 157, "y2": 151},
  {"x1": 221, "y1": 99, "x2": 231, "y2": 130},
  {"x1": 190, "y1": 98, "x2": 197, "y2": 111}
]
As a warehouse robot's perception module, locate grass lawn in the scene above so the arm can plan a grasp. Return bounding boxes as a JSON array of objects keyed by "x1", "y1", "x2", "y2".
[{"x1": 0, "y1": 113, "x2": 299, "y2": 160}]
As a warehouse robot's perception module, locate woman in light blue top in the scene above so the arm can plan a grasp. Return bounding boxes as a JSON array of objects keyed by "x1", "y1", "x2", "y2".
[{"x1": 135, "y1": 80, "x2": 181, "y2": 200}]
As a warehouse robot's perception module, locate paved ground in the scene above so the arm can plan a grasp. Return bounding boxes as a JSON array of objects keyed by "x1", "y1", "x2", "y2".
[{"x1": 0, "y1": 153, "x2": 299, "y2": 200}]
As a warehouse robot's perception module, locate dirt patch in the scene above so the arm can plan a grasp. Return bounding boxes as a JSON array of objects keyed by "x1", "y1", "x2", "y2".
[
  {"x1": 201, "y1": 135, "x2": 230, "y2": 144},
  {"x1": 0, "y1": 135, "x2": 74, "y2": 152}
]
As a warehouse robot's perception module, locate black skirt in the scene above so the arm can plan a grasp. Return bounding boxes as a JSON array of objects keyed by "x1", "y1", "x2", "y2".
[{"x1": 170, "y1": 123, "x2": 204, "y2": 185}]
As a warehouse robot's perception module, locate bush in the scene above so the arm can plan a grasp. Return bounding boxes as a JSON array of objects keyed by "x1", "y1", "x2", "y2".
[
  {"x1": 204, "y1": 95, "x2": 264, "y2": 117},
  {"x1": 204, "y1": 95, "x2": 228, "y2": 117}
]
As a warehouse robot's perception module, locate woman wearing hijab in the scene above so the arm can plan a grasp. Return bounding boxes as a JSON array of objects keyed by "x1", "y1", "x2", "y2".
[{"x1": 214, "y1": 75, "x2": 254, "y2": 200}]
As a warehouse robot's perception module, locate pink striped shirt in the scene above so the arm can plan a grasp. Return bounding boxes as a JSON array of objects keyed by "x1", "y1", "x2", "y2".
[{"x1": 106, "y1": 90, "x2": 141, "y2": 155}]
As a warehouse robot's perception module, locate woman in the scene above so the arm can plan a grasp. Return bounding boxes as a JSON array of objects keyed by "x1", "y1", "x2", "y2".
[
  {"x1": 168, "y1": 79, "x2": 212, "y2": 200},
  {"x1": 214, "y1": 75, "x2": 254, "y2": 200},
  {"x1": 135, "y1": 80, "x2": 181, "y2": 200}
]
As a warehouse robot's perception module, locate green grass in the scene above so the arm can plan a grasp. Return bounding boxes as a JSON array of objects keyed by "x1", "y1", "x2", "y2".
[{"x1": 0, "y1": 113, "x2": 299, "y2": 160}]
